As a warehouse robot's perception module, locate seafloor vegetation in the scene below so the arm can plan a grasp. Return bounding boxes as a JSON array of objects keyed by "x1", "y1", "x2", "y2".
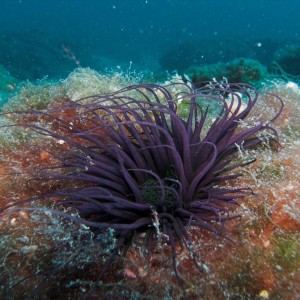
[{"x1": 0, "y1": 67, "x2": 299, "y2": 299}]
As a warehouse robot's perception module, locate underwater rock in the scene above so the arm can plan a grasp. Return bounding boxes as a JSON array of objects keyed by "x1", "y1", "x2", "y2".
[
  {"x1": 248, "y1": 38, "x2": 283, "y2": 66},
  {"x1": 63, "y1": 67, "x2": 145, "y2": 101},
  {"x1": 185, "y1": 58, "x2": 267, "y2": 87},
  {"x1": 0, "y1": 72, "x2": 299, "y2": 299},
  {"x1": 272, "y1": 43, "x2": 300, "y2": 79}
]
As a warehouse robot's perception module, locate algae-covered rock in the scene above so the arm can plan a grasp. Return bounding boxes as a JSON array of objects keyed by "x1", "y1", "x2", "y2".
[
  {"x1": 273, "y1": 44, "x2": 300, "y2": 77},
  {"x1": 2, "y1": 80, "x2": 64, "y2": 111},
  {"x1": 1, "y1": 69, "x2": 299, "y2": 300},
  {"x1": 63, "y1": 67, "x2": 145, "y2": 101},
  {"x1": 0, "y1": 208, "x2": 117, "y2": 299},
  {"x1": 185, "y1": 58, "x2": 267, "y2": 87}
]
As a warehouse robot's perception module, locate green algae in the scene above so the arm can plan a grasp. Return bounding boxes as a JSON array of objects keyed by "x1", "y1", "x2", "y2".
[
  {"x1": 2, "y1": 80, "x2": 64, "y2": 111},
  {"x1": 2, "y1": 67, "x2": 151, "y2": 112},
  {"x1": 256, "y1": 160, "x2": 286, "y2": 181},
  {"x1": 272, "y1": 235, "x2": 300, "y2": 273},
  {"x1": 0, "y1": 117, "x2": 33, "y2": 150},
  {"x1": 63, "y1": 67, "x2": 150, "y2": 101}
]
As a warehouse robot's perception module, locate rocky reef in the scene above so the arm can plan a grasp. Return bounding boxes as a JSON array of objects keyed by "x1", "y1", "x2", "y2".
[{"x1": 0, "y1": 70, "x2": 299, "y2": 299}]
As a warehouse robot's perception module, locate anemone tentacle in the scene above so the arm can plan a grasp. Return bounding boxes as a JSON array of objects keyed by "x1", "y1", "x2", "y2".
[{"x1": 1, "y1": 81, "x2": 283, "y2": 294}]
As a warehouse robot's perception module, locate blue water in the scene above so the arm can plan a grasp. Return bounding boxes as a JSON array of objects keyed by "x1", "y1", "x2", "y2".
[{"x1": 0, "y1": 0, "x2": 299, "y2": 80}]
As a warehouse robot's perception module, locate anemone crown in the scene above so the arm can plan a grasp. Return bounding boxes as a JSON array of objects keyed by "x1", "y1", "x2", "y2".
[{"x1": 1, "y1": 82, "x2": 283, "y2": 296}]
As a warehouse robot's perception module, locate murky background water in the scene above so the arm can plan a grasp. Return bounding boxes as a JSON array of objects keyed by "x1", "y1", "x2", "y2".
[{"x1": 0, "y1": 0, "x2": 299, "y2": 80}]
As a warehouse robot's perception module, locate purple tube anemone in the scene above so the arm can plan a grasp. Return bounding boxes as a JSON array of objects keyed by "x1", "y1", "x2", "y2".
[{"x1": 1, "y1": 82, "x2": 283, "y2": 294}]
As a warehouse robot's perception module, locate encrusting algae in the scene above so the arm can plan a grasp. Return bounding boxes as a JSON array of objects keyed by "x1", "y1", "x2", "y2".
[{"x1": 0, "y1": 69, "x2": 299, "y2": 299}]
